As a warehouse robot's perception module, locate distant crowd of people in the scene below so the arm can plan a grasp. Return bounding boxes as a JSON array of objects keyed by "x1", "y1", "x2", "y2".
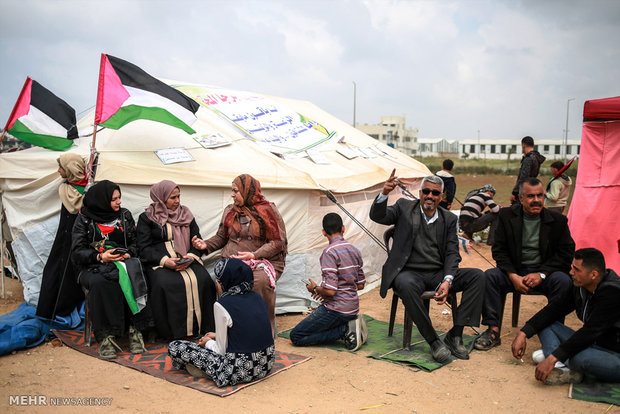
[{"x1": 36, "y1": 134, "x2": 618, "y2": 389}]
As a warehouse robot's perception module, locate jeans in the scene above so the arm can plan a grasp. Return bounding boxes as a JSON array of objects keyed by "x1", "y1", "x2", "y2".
[
  {"x1": 539, "y1": 321, "x2": 620, "y2": 382},
  {"x1": 460, "y1": 212, "x2": 499, "y2": 245},
  {"x1": 290, "y1": 305, "x2": 357, "y2": 346}
]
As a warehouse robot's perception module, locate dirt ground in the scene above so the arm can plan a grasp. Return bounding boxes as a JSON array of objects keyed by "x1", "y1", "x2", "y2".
[{"x1": 0, "y1": 244, "x2": 615, "y2": 413}]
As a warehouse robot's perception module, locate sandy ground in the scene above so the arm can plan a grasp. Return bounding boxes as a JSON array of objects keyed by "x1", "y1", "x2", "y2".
[{"x1": 0, "y1": 243, "x2": 616, "y2": 413}]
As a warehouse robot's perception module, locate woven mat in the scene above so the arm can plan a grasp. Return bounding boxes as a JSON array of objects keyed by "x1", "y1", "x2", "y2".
[
  {"x1": 53, "y1": 329, "x2": 311, "y2": 397},
  {"x1": 569, "y1": 379, "x2": 620, "y2": 406},
  {"x1": 279, "y1": 314, "x2": 476, "y2": 372}
]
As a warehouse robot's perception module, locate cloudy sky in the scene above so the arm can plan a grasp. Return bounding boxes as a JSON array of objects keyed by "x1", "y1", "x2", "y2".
[{"x1": 1, "y1": 0, "x2": 619, "y2": 142}]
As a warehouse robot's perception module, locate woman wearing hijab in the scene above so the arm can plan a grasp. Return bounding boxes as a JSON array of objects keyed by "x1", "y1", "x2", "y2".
[
  {"x1": 137, "y1": 180, "x2": 216, "y2": 340},
  {"x1": 36, "y1": 153, "x2": 88, "y2": 320},
  {"x1": 72, "y1": 180, "x2": 153, "y2": 359},
  {"x1": 192, "y1": 174, "x2": 287, "y2": 333},
  {"x1": 168, "y1": 258, "x2": 275, "y2": 387}
]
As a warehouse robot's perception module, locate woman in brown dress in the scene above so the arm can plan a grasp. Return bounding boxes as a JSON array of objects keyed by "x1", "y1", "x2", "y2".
[{"x1": 192, "y1": 174, "x2": 287, "y2": 333}]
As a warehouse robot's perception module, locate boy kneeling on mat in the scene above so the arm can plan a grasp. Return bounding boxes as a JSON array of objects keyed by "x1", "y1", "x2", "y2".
[{"x1": 290, "y1": 213, "x2": 368, "y2": 351}]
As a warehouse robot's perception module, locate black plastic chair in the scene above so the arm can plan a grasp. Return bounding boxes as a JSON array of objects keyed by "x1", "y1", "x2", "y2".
[{"x1": 383, "y1": 226, "x2": 459, "y2": 350}]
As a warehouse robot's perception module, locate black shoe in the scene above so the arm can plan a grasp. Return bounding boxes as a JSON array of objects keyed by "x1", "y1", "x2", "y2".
[
  {"x1": 443, "y1": 332, "x2": 469, "y2": 360},
  {"x1": 343, "y1": 318, "x2": 362, "y2": 351},
  {"x1": 430, "y1": 340, "x2": 452, "y2": 364}
]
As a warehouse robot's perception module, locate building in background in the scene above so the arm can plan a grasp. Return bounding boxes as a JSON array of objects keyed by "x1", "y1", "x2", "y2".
[
  {"x1": 417, "y1": 138, "x2": 459, "y2": 157},
  {"x1": 356, "y1": 115, "x2": 419, "y2": 156},
  {"x1": 458, "y1": 138, "x2": 581, "y2": 161}
]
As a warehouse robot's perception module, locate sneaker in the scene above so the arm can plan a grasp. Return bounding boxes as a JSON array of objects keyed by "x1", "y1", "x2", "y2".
[
  {"x1": 98, "y1": 335, "x2": 122, "y2": 359},
  {"x1": 344, "y1": 318, "x2": 362, "y2": 351},
  {"x1": 532, "y1": 349, "x2": 545, "y2": 364},
  {"x1": 128, "y1": 326, "x2": 146, "y2": 354},
  {"x1": 545, "y1": 366, "x2": 584, "y2": 385},
  {"x1": 359, "y1": 316, "x2": 369, "y2": 347}
]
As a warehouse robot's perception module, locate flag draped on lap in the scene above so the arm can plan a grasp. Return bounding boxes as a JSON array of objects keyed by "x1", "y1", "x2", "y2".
[
  {"x1": 95, "y1": 54, "x2": 200, "y2": 134},
  {"x1": 3, "y1": 77, "x2": 77, "y2": 150}
]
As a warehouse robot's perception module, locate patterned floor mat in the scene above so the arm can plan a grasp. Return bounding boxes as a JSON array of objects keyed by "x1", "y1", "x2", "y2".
[
  {"x1": 53, "y1": 329, "x2": 311, "y2": 397},
  {"x1": 279, "y1": 314, "x2": 476, "y2": 372}
]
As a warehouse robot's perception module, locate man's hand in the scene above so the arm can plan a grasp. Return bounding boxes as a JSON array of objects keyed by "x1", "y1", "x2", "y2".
[
  {"x1": 381, "y1": 169, "x2": 397, "y2": 196},
  {"x1": 535, "y1": 355, "x2": 559, "y2": 383},
  {"x1": 232, "y1": 251, "x2": 256, "y2": 261},
  {"x1": 434, "y1": 281, "x2": 450, "y2": 305},
  {"x1": 510, "y1": 194, "x2": 517, "y2": 203},
  {"x1": 509, "y1": 273, "x2": 530, "y2": 294},
  {"x1": 306, "y1": 278, "x2": 321, "y2": 301},
  {"x1": 522, "y1": 272, "x2": 543, "y2": 289},
  {"x1": 511, "y1": 331, "x2": 527, "y2": 359}
]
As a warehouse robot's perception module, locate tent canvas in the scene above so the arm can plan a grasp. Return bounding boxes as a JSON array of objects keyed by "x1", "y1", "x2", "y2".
[
  {"x1": 567, "y1": 96, "x2": 620, "y2": 272},
  {"x1": 0, "y1": 82, "x2": 430, "y2": 313}
]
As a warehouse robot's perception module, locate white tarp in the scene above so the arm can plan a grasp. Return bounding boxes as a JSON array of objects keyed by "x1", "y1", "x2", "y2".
[{"x1": 0, "y1": 81, "x2": 430, "y2": 312}]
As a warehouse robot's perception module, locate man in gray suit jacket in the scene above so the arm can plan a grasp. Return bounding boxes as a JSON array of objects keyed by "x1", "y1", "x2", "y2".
[{"x1": 370, "y1": 173, "x2": 485, "y2": 363}]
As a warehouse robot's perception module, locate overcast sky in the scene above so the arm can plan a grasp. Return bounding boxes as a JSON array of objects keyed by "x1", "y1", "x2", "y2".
[{"x1": 1, "y1": 0, "x2": 619, "y2": 142}]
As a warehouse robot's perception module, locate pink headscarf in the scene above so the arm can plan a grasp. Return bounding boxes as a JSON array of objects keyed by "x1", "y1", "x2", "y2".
[{"x1": 145, "y1": 180, "x2": 194, "y2": 256}]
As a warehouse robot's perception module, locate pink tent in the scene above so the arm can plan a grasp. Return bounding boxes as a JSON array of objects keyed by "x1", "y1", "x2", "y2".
[{"x1": 568, "y1": 96, "x2": 620, "y2": 272}]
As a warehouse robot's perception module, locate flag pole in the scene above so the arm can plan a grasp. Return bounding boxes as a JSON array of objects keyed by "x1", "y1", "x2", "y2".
[{"x1": 86, "y1": 124, "x2": 98, "y2": 185}]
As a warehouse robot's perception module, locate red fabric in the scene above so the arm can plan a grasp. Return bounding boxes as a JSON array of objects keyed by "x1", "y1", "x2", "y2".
[
  {"x1": 583, "y1": 96, "x2": 620, "y2": 121},
  {"x1": 94, "y1": 54, "x2": 130, "y2": 125},
  {"x1": 568, "y1": 97, "x2": 620, "y2": 273},
  {"x1": 3, "y1": 77, "x2": 32, "y2": 131}
]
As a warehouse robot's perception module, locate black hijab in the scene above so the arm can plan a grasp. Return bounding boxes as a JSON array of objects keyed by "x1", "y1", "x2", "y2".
[{"x1": 81, "y1": 180, "x2": 122, "y2": 223}]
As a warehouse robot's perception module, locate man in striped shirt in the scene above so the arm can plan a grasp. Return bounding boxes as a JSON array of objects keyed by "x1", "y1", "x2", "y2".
[
  {"x1": 459, "y1": 185, "x2": 500, "y2": 246},
  {"x1": 290, "y1": 213, "x2": 368, "y2": 351}
]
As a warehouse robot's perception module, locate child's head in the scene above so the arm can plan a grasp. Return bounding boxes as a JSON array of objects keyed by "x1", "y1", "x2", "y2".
[{"x1": 322, "y1": 212, "x2": 344, "y2": 236}]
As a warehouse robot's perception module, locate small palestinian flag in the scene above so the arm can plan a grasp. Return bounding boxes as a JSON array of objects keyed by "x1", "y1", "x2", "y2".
[
  {"x1": 95, "y1": 54, "x2": 199, "y2": 134},
  {"x1": 3, "y1": 77, "x2": 77, "y2": 151}
]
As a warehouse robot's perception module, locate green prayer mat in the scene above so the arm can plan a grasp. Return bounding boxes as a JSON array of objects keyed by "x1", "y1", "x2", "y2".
[
  {"x1": 279, "y1": 314, "x2": 476, "y2": 372},
  {"x1": 569, "y1": 379, "x2": 620, "y2": 406}
]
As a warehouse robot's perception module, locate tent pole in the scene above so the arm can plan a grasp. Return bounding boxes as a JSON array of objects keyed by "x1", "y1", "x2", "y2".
[
  {"x1": 86, "y1": 125, "x2": 98, "y2": 185},
  {"x1": 1, "y1": 202, "x2": 5, "y2": 299}
]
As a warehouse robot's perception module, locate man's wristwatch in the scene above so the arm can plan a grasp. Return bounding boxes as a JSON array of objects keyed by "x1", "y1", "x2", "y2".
[
  {"x1": 539, "y1": 272, "x2": 546, "y2": 281},
  {"x1": 443, "y1": 276, "x2": 453, "y2": 287},
  {"x1": 312, "y1": 285, "x2": 318, "y2": 294}
]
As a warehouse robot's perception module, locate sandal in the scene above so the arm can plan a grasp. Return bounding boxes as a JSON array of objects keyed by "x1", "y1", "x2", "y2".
[{"x1": 474, "y1": 328, "x2": 501, "y2": 351}]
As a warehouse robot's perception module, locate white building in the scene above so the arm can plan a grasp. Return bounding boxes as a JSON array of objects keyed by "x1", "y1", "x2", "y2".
[
  {"x1": 417, "y1": 138, "x2": 459, "y2": 157},
  {"x1": 355, "y1": 115, "x2": 419, "y2": 156},
  {"x1": 458, "y1": 138, "x2": 581, "y2": 160}
]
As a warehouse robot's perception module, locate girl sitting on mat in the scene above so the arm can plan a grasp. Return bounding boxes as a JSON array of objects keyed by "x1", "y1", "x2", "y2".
[{"x1": 168, "y1": 258, "x2": 275, "y2": 387}]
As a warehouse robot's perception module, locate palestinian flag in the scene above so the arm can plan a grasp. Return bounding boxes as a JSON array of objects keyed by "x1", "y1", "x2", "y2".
[
  {"x1": 95, "y1": 54, "x2": 199, "y2": 134},
  {"x1": 3, "y1": 77, "x2": 77, "y2": 151}
]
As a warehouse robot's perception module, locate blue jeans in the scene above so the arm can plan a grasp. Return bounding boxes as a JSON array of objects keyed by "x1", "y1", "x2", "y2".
[
  {"x1": 290, "y1": 305, "x2": 356, "y2": 346},
  {"x1": 539, "y1": 321, "x2": 620, "y2": 382}
]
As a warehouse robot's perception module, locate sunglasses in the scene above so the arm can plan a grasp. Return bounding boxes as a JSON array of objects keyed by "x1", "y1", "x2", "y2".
[{"x1": 421, "y1": 188, "x2": 442, "y2": 196}]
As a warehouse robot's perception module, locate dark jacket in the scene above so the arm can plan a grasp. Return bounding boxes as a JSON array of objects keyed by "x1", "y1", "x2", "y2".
[
  {"x1": 512, "y1": 150, "x2": 546, "y2": 196},
  {"x1": 492, "y1": 204, "x2": 575, "y2": 275},
  {"x1": 435, "y1": 171, "x2": 456, "y2": 206},
  {"x1": 369, "y1": 196, "x2": 460, "y2": 298},
  {"x1": 71, "y1": 208, "x2": 137, "y2": 273},
  {"x1": 522, "y1": 269, "x2": 620, "y2": 361},
  {"x1": 136, "y1": 213, "x2": 204, "y2": 267}
]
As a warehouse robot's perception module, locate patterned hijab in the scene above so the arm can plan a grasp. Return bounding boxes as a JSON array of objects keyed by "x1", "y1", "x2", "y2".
[
  {"x1": 145, "y1": 180, "x2": 194, "y2": 256},
  {"x1": 213, "y1": 258, "x2": 254, "y2": 298},
  {"x1": 57, "y1": 153, "x2": 87, "y2": 214},
  {"x1": 224, "y1": 174, "x2": 284, "y2": 245},
  {"x1": 81, "y1": 180, "x2": 121, "y2": 223}
]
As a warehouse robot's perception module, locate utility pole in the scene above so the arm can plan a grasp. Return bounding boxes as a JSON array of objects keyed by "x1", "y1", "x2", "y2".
[
  {"x1": 563, "y1": 98, "x2": 574, "y2": 159},
  {"x1": 352, "y1": 81, "x2": 357, "y2": 127}
]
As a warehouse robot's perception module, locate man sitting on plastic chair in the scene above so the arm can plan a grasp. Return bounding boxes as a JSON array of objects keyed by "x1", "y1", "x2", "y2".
[
  {"x1": 369, "y1": 171, "x2": 485, "y2": 363},
  {"x1": 475, "y1": 178, "x2": 574, "y2": 351}
]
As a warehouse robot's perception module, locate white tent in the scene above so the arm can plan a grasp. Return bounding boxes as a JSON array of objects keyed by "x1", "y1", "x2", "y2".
[{"x1": 0, "y1": 82, "x2": 430, "y2": 313}]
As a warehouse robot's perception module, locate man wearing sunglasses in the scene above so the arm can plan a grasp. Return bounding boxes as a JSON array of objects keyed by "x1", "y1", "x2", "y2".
[{"x1": 370, "y1": 172, "x2": 485, "y2": 363}]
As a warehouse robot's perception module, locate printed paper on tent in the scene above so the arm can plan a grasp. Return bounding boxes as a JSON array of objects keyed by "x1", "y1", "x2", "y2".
[{"x1": 174, "y1": 85, "x2": 338, "y2": 154}]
